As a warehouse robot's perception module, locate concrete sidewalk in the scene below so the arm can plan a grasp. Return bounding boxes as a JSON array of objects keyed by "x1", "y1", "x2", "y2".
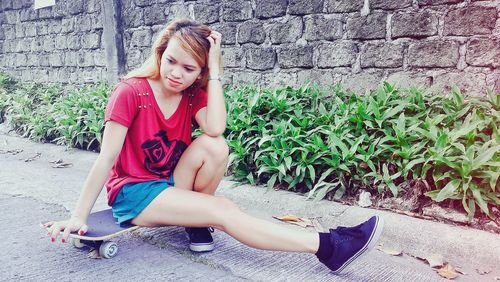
[{"x1": 1, "y1": 124, "x2": 499, "y2": 281}]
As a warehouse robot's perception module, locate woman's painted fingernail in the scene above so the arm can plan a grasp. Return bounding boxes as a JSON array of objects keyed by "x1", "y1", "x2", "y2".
[
  {"x1": 51, "y1": 238, "x2": 55, "y2": 242},
  {"x1": 62, "y1": 239, "x2": 65, "y2": 243}
]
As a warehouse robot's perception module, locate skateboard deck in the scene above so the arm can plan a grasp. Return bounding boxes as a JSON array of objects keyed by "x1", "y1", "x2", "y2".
[{"x1": 42, "y1": 208, "x2": 139, "y2": 258}]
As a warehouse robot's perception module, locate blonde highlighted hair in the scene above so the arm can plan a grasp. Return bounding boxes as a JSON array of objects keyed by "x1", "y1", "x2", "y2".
[{"x1": 124, "y1": 19, "x2": 217, "y2": 90}]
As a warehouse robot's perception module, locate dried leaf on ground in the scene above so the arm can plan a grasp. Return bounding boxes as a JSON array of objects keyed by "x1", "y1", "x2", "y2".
[
  {"x1": 0, "y1": 149, "x2": 23, "y2": 155},
  {"x1": 426, "y1": 254, "x2": 445, "y2": 268},
  {"x1": 376, "y1": 245, "x2": 403, "y2": 256},
  {"x1": 50, "y1": 159, "x2": 73, "y2": 168},
  {"x1": 273, "y1": 214, "x2": 313, "y2": 228},
  {"x1": 25, "y1": 152, "x2": 41, "y2": 162},
  {"x1": 436, "y1": 264, "x2": 458, "y2": 280},
  {"x1": 475, "y1": 268, "x2": 491, "y2": 275},
  {"x1": 88, "y1": 248, "x2": 102, "y2": 259}
]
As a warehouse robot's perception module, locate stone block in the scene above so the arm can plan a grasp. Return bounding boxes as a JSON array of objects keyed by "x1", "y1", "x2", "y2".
[
  {"x1": 144, "y1": 5, "x2": 167, "y2": 26},
  {"x1": 346, "y1": 12, "x2": 386, "y2": 40},
  {"x1": 466, "y1": 38, "x2": 500, "y2": 68},
  {"x1": 123, "y1": 8, "x2": 144, "y2": 28},
  {"x1": 49, "y1": 53, "x2": 64, "y2": 67},
  {"x1": 15, "y1": 53, "x2": 27, "y2": 67},
  {"x1": 297, "y1": 69, "x2": 343, "y2": 87},
  {"x1": 47, "y1": 20, "x2": 62, "y2": 34},
  {"x1": 386, "y1": 71, "x2": 432, "y2": 89},
  {"x1": 222, "y1": 47, "x2": 245, "y2": 68},
  {"x1": 81, "y1": 32, "x2": 101, "y2": 49},
  {"x1": 238, "y1": 21, "x2": 266, "y2": 44},
  {"x1": 3, "y1": 25, "x2": 16, "y2": 40},
  {"x1": 408, "y1": 41, "x2": 459, "y2": 68},
  {"x1": 317, "y1": 42, "x2": 357, "y2": 67},
  {"x1": 341, "y1": 71, "x2": 385, "y2": 94},
  {"x1": 222, "y1": 0, "x2": 252, "y2": 22},
  {"x1": 87, "y1": 0, "x2": 101, "y2": 13},
  {"x1": 64, "y1": 51, "x2": 78, "y2": 67},
  {"x1": 167, "y1": 4, "x2": 193, "y2": 23},
  {"x1": 126, "y1": 49, "x2": 144, "y2": 69},
  {"x1": 31, "y1": 38, "x2": 44, "y2": 52},
  {"x1": 75, "y1": 16, "x2": 92, "y2": 32},
  {"x1": 232, "y1": 71, "x2": 263, "y2": 86},
  {"x1": 360, "y1": 42, "x2": 403, "y2": 68},
  {"x1": 325, "y1": 0, "x2": 363, "y2": 13},
  {"x1": 20, "y1": 8, "x2": 38, "y2": 22},
  {"x1": 370, "y1": 0, "x2": 412, "y2": 10},
  {"x1": 269, "y1": 17, "x2": 303, "y2": 44},
  {"x1": 67, "y1": 35, "x2": 81, "y2": 50},
  {"x1": 94, "y1": 51, "x2": 107, "y2": 67},
  {"x1": 134, "y1": 0, "x2": 151, "y2": 7},
  {"x1": 130, "y1": 29, "x2": 152, "y2": 47},
  {"x1": 444, "y1": 7, "x2": 496, "y2": 36},
  {"x1": 2, "y1": 0, "x2": 13, "y2": 11},
  {"x1": 43, "y1": 36, "x2": 55, "y2": 51},
  {"x1": 89, "y1": 13, "x2": 103, "y2": 30},
  {"x1": 4, "y1": 11, "x2": 19, "y2": 25},
  {"x1": 35, "y1": 22, "x2": 49, "y2": 35},
  {"x1": 39, "y1": 55, "x2": 50, "y2": 67},
  {"x1": 261, "y1": 71, "x2": 298, "y2": 88},
  {"x1": 288, "y1": 0, "x2": 324, "y2": 15},
  {"x1": 24, "y1": 23, "x2": 36, "y2": 37},
  {"x1": 26, "y1": 54, "x2": 39, "y2": 67},
  {"x1": 392, "y1": 11, "x2": 438, "y2": 39},
  {"x1": 255, "y1": 0, "x2": 287, "y2": 19},
  {"x1": 432, "y1": 72, "x2": 487, "y2": 96},
  {"x1": 38, "y1": 8, "x2": 55, "y2": 19},
  {"x1": 60, "y1": 18, "x2": 75, "y2": 33},
  {"x1": 78, "y1": 52, "x2": 95, "y2": 67},
  {"x1": 246, "y1": 47, "x2": 276, "y2": 70},
  {"x1": 194, "y1": 3, "x2": 220, "y2": 24},
  {"x1": 277, "y1": 46, "x2": 314, "y2": 68},
  {"x1": 419, "y1": 0, "x2": 463, "y2": 6},
  {"x1": 15, "y1": 25, "x2": 25, "y2": 38},
  {"x1": 54, "y1": 35, "x2": 66, "y2": 50},
  {"x1": 68, "y1": 1, "x2": 85, "y2": 15},
  {"x1": 304, "y1": 15, "x2": 342, "y2": 41},
  {"x1": 212, "y1": 22, "x2": 238, "y2": 45}
]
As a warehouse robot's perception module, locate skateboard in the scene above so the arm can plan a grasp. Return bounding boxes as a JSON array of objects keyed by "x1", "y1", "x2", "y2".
[{"x1": 42, "y1": 209, "x2": 139, "y2": 258}]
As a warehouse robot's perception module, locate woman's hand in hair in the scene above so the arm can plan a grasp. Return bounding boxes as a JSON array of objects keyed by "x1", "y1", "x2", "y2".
[{"x1": 206, "y1": 31, "x2": 222, "y2": 77}]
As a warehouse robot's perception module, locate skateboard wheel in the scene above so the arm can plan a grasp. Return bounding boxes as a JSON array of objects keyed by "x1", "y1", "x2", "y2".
[
  {"x1": 70, "y1": 238, "x2": 85, "y2": 249},
  {"x1": 99, "y1": 241, "x2": 118, "y2": 258}
]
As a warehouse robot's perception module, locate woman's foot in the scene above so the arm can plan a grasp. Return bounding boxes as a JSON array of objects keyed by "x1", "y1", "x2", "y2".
[
  {"x1": 185, "y1": 227, "x2": 215, "y2": 252},
  {"x1": 318, "y1": 216, "x2": 384, "y2": 274}
]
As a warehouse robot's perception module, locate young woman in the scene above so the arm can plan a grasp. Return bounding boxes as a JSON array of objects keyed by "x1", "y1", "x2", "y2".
[{"x1": 44, "y1": 19, "x2": 384, "y2": 274}]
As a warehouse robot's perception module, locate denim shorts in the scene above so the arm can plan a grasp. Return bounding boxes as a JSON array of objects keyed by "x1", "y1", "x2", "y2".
[{"x1": 111, "y1": 176, "x2": 174, "y2": 227}]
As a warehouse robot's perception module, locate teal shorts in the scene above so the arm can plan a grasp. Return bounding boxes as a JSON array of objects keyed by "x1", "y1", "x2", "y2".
[{"x1": 112, "y1": 177, "x2": 174, "y2": 227}]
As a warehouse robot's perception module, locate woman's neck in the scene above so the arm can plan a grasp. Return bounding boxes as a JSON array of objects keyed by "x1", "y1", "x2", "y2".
[{"x1": 147, "y1": 78, "x2": 182, "y2": 98}]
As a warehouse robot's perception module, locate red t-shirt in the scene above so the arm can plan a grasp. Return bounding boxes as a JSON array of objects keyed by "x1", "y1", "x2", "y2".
[{"x1": 104, "y1": 77, "x2": 207, "y2": 206}]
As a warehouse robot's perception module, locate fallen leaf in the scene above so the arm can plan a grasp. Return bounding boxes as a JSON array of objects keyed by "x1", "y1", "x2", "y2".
[
  {"x1": 273, "y1": 214, "x2": 313, "y2": 228},
  {"x1": 436, "y1": 264, "x2": 458, "y2": 280},
  {"x1": 476, "y1": 268, "x2": 491, "y2": 275},
  {"x1": 51, "y1": 161, "x2": 73, "y2": 168},
  {"x1": 426, "y1": 254, "x2": 445, "y2": 268},
  {"x1": 376, "y1": 245, "x2": 403, "y2": 256},
  {"x1": 25, "y1": 153, "x2": 41, "y2": 162},
  {"x1": 88, "y1": 248, "x2": 102, "y2": 259},
  {"x1": 273, "y1": 214, "x2": 303, "y2": 222}
]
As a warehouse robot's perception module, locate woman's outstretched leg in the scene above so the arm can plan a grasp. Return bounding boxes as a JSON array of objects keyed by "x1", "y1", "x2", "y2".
[
  {"x1": 131, "y1": 187, "x2": 319, "y2": 253},
  {"x1": 131, "y1": 187, "x2": 384, "y2": 274}
]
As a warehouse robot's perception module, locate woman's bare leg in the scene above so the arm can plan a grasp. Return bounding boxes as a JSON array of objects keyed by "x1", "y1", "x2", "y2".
[
  {"x1": 131, "y1": 187, "x2": 319, "y2": 253},
  {"x1": 173, "y1": 134, "x2": 228, "y2": 195}
]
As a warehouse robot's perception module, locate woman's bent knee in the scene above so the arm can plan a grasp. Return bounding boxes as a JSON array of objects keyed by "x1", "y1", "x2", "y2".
[{"x1": 198, "y1": 134, "x2": 229, "y2": 162}]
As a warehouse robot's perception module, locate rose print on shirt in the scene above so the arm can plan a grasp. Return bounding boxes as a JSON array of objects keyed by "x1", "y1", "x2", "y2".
[{"x1": 141, "y1": 130, "x2": 187, "y2": 177}]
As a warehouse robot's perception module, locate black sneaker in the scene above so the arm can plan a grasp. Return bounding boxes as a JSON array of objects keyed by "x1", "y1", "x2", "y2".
[
  {"x1": 185, "y1": 227, "x2": 215, "y2": 252},
  {"x1": 320, "y1": 216, "x2": 384, "y2": 274}
]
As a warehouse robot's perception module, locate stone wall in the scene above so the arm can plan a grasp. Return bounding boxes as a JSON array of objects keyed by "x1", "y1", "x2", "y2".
[{"x1": 1, "y1": 0, "x2": 499, "y2": 95}]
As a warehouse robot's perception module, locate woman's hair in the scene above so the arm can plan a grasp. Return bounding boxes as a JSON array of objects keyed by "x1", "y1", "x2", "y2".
[{"x1": 124, "y1": 19, "x2": 217, "y2": 90}]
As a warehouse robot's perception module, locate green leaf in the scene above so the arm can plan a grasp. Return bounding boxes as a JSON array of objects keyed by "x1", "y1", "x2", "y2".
[
  {"x1": 472, "y1": 145, "x2": 500, "y2": 170},
  {"x1": 435, "y1": 179, "x2": 461, "y2": 202}
]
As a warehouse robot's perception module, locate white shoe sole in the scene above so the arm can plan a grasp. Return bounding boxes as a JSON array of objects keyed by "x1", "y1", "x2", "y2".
[
  {"x1": 189, "y1": 242, "x2": 215, "y2": 252},
  {"x1": 332, "y1": 216, "x2": 385, "y2": 274}
]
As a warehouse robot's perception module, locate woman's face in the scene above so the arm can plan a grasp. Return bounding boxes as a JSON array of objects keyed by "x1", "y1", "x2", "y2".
[{"x1": 159, "y1": 37, "x2": 202, "y2": 93}]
